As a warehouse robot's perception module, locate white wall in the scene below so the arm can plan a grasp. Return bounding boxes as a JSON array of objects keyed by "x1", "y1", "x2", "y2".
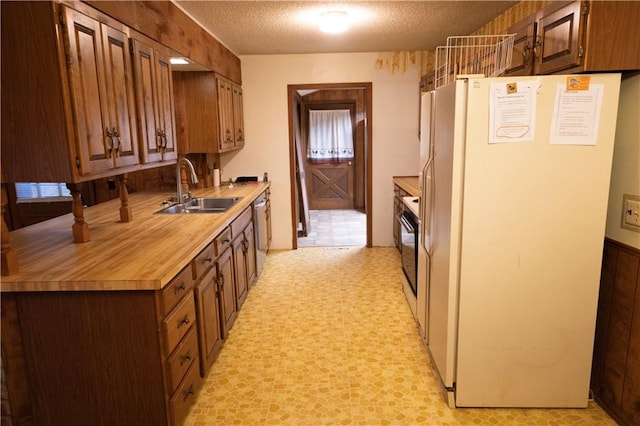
[
  {"x1": 219, "y1": 52, "x2": 421, "y2": 249},
  {"x1": 605, "y1": 73, "x2": 640, "y2": 249}
]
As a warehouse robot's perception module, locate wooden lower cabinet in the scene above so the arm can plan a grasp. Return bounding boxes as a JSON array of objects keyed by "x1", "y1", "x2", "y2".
[
  {"x1": 194, "y1": 266, "x2": 224, "y2": 375},
  {"x1": 217, "y1": 246, "x2": 237, "y2": 336},
  {"x1": 233, "y1": 232, "x2": 249, "y2": 307},
  {"x1": 0, "y1": 276, "x2": 200, "y2": 425},
  {"x1": 591, "y1": 239, "x2": 640, "y2": 426}
]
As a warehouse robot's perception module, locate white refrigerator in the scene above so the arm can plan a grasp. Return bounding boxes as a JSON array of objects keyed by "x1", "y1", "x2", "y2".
[{"x1": 416, "y1": 74, "x2": 622, "y2": 407}]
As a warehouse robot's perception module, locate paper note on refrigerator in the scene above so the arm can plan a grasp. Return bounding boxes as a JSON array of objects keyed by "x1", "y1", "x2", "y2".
[
  {"x1": 489, "y1": 81, "x2": 537, "y2": 144},
  {"x1": 549, "y1": 84, "x2": 603, "y2": 145}
]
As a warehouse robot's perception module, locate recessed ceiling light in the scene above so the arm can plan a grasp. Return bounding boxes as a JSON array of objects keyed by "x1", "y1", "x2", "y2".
[
  {"x1": 170, "y1": 57, "x2": 189, "y2": 65},
  {"x1": 320, "y1": 11, "x2": 349, "y2": 34}
]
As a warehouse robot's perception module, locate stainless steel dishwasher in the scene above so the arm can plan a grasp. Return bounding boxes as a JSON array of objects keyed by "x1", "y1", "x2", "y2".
[{"x1": 253, "y1": 192, "x2": 268, "y2": 276}]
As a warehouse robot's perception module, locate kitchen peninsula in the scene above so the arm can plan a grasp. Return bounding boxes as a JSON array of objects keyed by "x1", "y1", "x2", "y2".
[{"x1": 1, "y1": 182, "x2": 270, "y2": 425}]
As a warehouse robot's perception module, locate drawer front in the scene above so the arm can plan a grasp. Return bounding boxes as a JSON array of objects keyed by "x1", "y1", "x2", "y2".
[
  {"x1": 192, "y1": 242, "x2": 215, "y2": 282},
  {"x1": 160, "y1": 265, "x2": 194, "y2": 317},
  {"x1": 231, "y1": 206, "x2": 252, "y2": 238},
  {"x1": 163, "y1": 292, "x2": 196, "y2": 354},
  {"x1": 167, "y1": 326, "x2": 198, "y2": 394},
  {"x1": 214, "y1": 227, "x2": 232, "y2": 257},
  {"x1": 170, "y1": 360, "x2": 203, "y2": 426}
]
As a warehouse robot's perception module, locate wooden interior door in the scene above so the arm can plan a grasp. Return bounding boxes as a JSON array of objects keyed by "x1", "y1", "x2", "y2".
[
  {"x1": 303, "y1": 103, "x2": 355, "y2": 210},
  {"x1": 306, "y1": 162, "x2": 353, "y2": 210},
  {"x1": 293, "y1": 98, "x2": 310, "y2": 235}
]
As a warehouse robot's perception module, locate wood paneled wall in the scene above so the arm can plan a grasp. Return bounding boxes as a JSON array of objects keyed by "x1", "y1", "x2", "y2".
[
  {"x1": 471, "y1": 1, "x2": 553, "y2": 35},
  {"x1": 82, "y1": 0, "x2": 241, "y2": 83},
  {"x1": 592, "y1": 238, "x2": 640, "y2": 426}
]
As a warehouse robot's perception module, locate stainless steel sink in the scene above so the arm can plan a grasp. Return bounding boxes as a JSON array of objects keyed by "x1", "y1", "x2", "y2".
[{"x1": 156, "y1": 197, "x2": 242, "y2": 214}]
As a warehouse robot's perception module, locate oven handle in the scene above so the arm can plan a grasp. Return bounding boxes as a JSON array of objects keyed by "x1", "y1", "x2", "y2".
[{"x1": 399, "y1": 214, "x2": 415, "y2": 234}]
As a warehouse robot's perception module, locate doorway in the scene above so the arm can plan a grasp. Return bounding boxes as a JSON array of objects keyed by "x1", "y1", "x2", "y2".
[{"x1": 287, "y1": 83, "x2": 372, "y2": 249}]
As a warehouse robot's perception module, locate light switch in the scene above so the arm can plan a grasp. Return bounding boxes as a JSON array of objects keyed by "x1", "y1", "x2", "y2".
[{"x1": 622, "y1": 194, "x2": 640, "y2": 232}]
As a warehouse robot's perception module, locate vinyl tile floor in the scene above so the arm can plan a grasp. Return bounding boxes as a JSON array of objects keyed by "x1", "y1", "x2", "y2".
[
  {"x1": 297, "y1": 210, "x2": 366, "y2": 247},
  {"x1": 184, "y1": 247, "x2": 615, "y2": 425}
]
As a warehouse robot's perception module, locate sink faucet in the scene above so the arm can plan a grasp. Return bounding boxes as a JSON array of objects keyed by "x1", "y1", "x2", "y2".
[{"x1": 176, "y1": 157, "x2": 199, "y2": 203}]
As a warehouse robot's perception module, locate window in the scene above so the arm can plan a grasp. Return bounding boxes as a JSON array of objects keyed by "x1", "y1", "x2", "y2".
[
  {"x1": 307, "y1": 109, "x2": 354, "y2": 163},
  {"x1": 15, "y1": 183, "x2": 72, "y2": 203}
]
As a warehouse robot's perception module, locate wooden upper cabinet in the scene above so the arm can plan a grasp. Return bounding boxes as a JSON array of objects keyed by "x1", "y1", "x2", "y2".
[
  {"x1": 217, "y1": 77, "x2": 235, "y2": 152},
  {"x1": 232, "y1": 84, "x2": 245, "y2": 148},
  {"x1": 1, "y1": 1, "x2": 184, "y2": 185},
  {"x1": 60, "y1": 6, "x2": 139, "y2": 175},
  {"x1": 504, "y1": 14, "x2": 537, "y2": 77},
  {"x1": 131, "y1": 36, "x2": 177, "y2": 164},
  {"x1": 173, "y1": 72, "x2": 245, "y2": 154},
  {"x1": 504, "y1": 1, "x2": 640, "y2": 76},
  {"x1": 534, "y1": 1, "x2": 583, "y2": 75}
]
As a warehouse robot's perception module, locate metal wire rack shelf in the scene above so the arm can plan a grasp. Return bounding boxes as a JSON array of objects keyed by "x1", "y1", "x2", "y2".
[{"x1": 434, "y1": 34, "x2": 515, "y2": 89}]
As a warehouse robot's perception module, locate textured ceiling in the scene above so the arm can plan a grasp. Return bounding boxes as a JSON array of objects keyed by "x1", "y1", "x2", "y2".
[{"x1": 173, "y1": 1, "x2": 518, "y2": 56}]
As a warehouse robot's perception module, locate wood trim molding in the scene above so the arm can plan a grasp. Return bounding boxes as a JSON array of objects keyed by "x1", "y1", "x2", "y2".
[{"x1": 81, "y1": 0, "x2": 242, "y2": 83}]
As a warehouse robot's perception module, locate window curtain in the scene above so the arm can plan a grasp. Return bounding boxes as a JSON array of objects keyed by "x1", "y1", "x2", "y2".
[{"x1": 308, "y1": 109, "x2": 354, "y2": 163}]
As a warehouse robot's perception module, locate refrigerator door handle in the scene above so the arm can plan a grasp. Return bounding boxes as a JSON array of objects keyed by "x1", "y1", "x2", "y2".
[{"x1": 420, "y1": 159, "x2": 434, "y2": 254}]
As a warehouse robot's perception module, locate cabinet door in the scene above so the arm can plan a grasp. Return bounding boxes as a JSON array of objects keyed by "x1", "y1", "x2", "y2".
[
  {"x1": 217, "y1": 78, "x2": 234, "y2": 151},
  {"x1": 266, "y1": 198, "x2": 272, "y2": 249},
  {"x1": 154, "y1": 50, "x2": 177, "y2": 162},
  {"x1": 101, "y1": 24, "x2": 138, "y2": 167},
  {"x1": 244, "y1": 224, "x2": 256, "y2": 286},
  {"x1": 62, "y1": 6, "x2": 112, "y2": 175},
  {"x1": 195, "y1": 268, "x2": 222, "y2": 375},
  {"x1": 131, "y1": 38, "x2": 176, "y2": 164},
  {"x1": 232, "y1": 84, "x2": 244, "y2": 148},
  {"x1": 535, "y1": 1, "x2": 584, "y2": 75},
  {"x1": 232, "y1": 234, "x2": 248, "y2": 308},
  {"x1": 504, "y1": 14, "x2": 537, "y2": 76},
  {"x1": 217, "y1": 247, "x2": 236, "y2": 336}
]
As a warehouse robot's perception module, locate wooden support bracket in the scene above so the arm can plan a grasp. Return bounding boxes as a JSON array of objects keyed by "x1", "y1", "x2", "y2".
[
  {"x1": 1, "y1": 185, "x2": 19, "y2": 275},
  {"x1": 118, "y1": 174, "x2": 132, "y2": 223},
  {"x1": 67, "y1": 183, "x2": 90, "y2": 243}
]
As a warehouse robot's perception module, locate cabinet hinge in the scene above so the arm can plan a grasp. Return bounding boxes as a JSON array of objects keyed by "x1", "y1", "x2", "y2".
[
  {"x1": 581, "y1": 3, "x2": 588, "y2": 15},
  {"x1": 578, "y1": 46, "x2": 584, "y2": 57},
  {"x1": 58, "y1": 10, "x2": 64, "y2": 26},
  {"x1": 75, "y1": 157, "x2": 81, "y2": 168}
]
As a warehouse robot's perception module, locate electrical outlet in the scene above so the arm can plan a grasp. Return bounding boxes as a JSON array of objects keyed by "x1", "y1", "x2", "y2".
[{"x1": 621, "y1": 194, "x2": 640, "y2": 232}]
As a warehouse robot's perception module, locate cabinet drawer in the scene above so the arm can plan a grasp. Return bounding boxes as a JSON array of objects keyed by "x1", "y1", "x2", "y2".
[
  {"x1": 192, "y1": 242, "x2": 215, "y2": 282},
  {"x1": 160, "y1": 265, "x2": 194, "y2": 317},
  {"x1": 166, "y1": 326, "x2": 198, "y2": 394},
  {"x1": 162, "y1": 292, "x2": 196, "y2": 354},
  {"x1": 231, "y1": 206, "x2": 252, "y2": 238},
  {"x1": 214, "y1": 227, "x2": 232, "y2": 256},
  {"x1": 170, "y1": 358, "x2": 202, "y2": 426}
]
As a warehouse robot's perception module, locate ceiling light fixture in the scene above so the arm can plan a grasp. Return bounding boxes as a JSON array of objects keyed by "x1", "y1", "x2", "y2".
[
  {"x1": 169, "y1": 57, "x2": 189, "y2": 65},
  {"x1": 320, "y1": 11, "x2": 349, "y2": 34}
]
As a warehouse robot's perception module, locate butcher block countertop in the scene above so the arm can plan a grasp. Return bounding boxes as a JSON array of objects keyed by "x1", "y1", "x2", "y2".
[
  {"x1": 1, "y1": 182, "x2": 270, "y2": 293},
  {"x1": 393, "y1": 176, "x2": 420, "y2": 197}
]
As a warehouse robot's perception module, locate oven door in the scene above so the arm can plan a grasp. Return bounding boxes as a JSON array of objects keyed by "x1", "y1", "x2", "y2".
[{"x1": 399, "y1": 210, "x2": 418, "y2": 296}]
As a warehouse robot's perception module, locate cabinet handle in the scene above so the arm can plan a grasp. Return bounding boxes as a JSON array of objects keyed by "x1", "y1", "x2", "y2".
[
  {"x1": 105, "y1": 127, "x2": 114, "y2": 157},
  {"x1": 183, "y1": 385, "x2": 195, "y2": 401},
  {"x1": 180, "y1": 351, "x2": 192, "y2": 366},
  {"x1": 112, "y1": 127, "x2": 121, "y2": 157},
  {"x1": 174, "y1": 282, "x2": 187, "y2": 294},
  {"x1": 522, "y1": 44, "x2": 531, "y2": 64},
  {"x1": 222, "y1": 238, "x2": 230, "y2": 244},
  {"x1": 216, "y1": 273, "x2": 225, "y2": 291},
  {"x1": 177, "y1": 315, "x2": 190, "y2": 328},
  {"x1": 532, "y1": 40, "x2": 541, "y2": 59},
  {"x1": 203, "y1": 256, "x2": 213, "y2": 265}
]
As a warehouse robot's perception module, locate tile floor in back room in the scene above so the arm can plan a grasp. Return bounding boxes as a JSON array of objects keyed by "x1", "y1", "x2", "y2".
[{"x1": 184, "y1": 211, "x2": 615, "y2": 425}]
